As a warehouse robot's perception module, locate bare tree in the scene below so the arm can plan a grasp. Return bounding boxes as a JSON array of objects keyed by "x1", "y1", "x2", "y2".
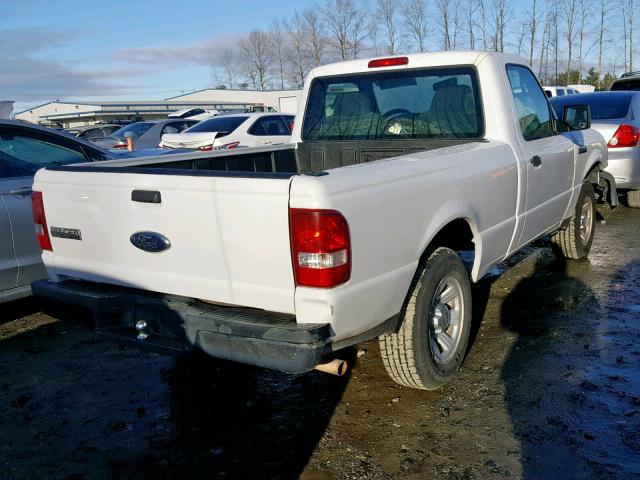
[
  {"x1": 597, "y1": 0, "x2": 606, "y2": 77},
  {"x1": 576, "y1": 0, "x2": 590, "y2": 82},
  {"x1": 563, "y1": 0, "x2": 578, "y2": 73},
  {"x1": 464, "y1": 1, "x2": 476, "y2": 49},
  {"x1": 538, "y1": 12, "x2": 552, "y2": 81},
  {"x1": 628, "y1": 0, "x2": 635, "y2": 71},
  {"x1": 377, "y1": 0, "x2": 400, "y2": 54},
  {"x1": 621, "y1": 0, "x2": 629, "y2": 71},
  {"x1": 450, "y1": 0, "x2": 464, "y2": 49},
  {"x1": 435, "y1": 0, "x2": 453, "y2": 49},
  {"x1": 213, "y1": 49, "x2": 239, "y2": 89},
  {"x1": 527, "y1": 0, "x2": 539, "y2": 66},
  {"x1": 517, "y1": 21, "x2": 528, "y2": 56},
  {"x1": 238, "y1": 29, "x2": 273, "y2": 91},
  {"x1": 303, "y1": 6, "x2": 327, "y2": 66},
  {"x1": 269, "y1": 19, "x2": 286, "y2": 89},
  {"x1": 401, "y1": 0, "x2": 429, "y2": 52},
  {"x1": 285, "y1": 12, "x2": 313, "y2": 87},
  {"x1": 491, "y1": 0, "x2": 509, "y2": 52},
  {"x1": 350, "y1": 2, "x2": 370, "y2": 58},
  {"x1": 478, "y1": 0, "x2": 490, "y2": 50},
  {"x1": 323, "y1": 0, "x2": 369, "y2": 60}
]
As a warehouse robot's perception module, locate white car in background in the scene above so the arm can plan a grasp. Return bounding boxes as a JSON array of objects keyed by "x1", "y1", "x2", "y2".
[
  {"x1": 159, "y1": 112, "x2": 294, "y2": 151},
  {"x1": 543, "y1": 85, "x2": 581, "y2": 97},
  {"x1": 168, "y1": 107, "x2": 220, "y2": 122}
]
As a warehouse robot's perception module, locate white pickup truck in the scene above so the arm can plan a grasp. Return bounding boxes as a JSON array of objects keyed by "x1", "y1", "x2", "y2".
[{"x1": 32, "y1": 52, "x2": 616, "y2": 390}]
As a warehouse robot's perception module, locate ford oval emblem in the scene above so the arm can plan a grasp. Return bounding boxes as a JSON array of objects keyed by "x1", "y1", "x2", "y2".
[{"x1": 130, "y1": 231, "x2": 171, "y2": 253}]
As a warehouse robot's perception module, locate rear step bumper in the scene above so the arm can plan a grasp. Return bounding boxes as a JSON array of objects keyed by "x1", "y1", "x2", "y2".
[{"x1": 32, "y1": 279, "x2": 331, "y2": 374}]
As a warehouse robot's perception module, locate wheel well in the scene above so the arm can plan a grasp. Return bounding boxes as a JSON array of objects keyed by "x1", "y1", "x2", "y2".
[
  {"x1": 585, "y1": 162, "x2": 602, "y2": 184},
  {"x1": 419, "y1": 219, "x2": 475, "y2": 266}
]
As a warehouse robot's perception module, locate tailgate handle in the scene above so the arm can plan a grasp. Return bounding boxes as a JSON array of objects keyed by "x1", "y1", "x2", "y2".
[{"x1": 132, "y1": 190, "x2": 161, "y2": 203}]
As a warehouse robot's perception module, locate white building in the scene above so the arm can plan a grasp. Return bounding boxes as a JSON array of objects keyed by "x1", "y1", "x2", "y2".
[
  {"x1": 166, "y1": 88, "x2": 302, "y2": 114},
  {"x1": 14, "y1": 88, "x2": 302, "y2": 128}
]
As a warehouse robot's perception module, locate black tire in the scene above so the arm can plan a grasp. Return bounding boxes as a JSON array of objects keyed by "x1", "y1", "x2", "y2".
[
  {"x1": 379, "y1": 247, "x2": 472, "y2": 390},
  {"x1": 626, "y1": 190, "x2": 640, "y2": 208},
  {"x1": 551, "y1": 181, "x2": 596, "y2": 260}
]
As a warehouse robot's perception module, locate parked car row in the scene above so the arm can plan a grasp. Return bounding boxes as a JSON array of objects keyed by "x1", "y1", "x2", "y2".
[
  {"x1": 159, "y1": 113, "x2": 295, "y2": 151},
  {"x1": 551, "y1": 91, "x2": 640, "y2": 207},
  {"x1": 92, "y1": 119, "x2": 199, "y2": 150}
]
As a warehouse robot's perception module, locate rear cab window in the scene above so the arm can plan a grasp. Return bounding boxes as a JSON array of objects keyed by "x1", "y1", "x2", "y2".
[{"x1": 302, "y1": 66, "x2": 484, "y2": 141}]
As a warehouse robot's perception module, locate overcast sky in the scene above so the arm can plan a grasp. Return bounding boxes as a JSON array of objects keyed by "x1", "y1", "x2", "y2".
[
  {"x1": 1, "y1": 0, "x2": 317, "y2": 112},
  {"x1": 1, "y1": 0, "x2": 593, "y2": 113}
]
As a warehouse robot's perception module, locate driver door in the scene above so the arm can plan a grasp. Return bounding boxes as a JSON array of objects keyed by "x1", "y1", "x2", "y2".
[{"x1": 506, "y1": 65, "x2": 576, "y2": 248}]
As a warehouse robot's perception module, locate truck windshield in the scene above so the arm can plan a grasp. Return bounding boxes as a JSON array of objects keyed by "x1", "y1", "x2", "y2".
[{"x1": 303, "y1": 67, "x2": 484, "y2": 141}]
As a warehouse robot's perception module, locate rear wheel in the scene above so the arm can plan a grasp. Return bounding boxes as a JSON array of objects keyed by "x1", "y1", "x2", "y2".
[
  {"x1": 379, "y1": 247, "x2": 472, "y2": 390},
  {"x1": 551, "y1": 181, "x2": 596, "y2": 260},
  {"x1": 626, "y1": 190, "x2": 640, "y2": 208}
]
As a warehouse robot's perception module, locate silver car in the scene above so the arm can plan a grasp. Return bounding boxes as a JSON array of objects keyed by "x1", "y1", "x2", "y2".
[
  {"x1": 552, "y1": 91, "x2": 640, "y2": 207},
  {"x1": 0, "y1": 120, "x2": 114, "y2": 302},
  {"x1": 93, "y1": 119, "x2": 198, "y2": 150}
]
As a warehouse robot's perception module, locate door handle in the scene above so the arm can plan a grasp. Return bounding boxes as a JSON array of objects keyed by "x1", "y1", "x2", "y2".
[
  {"x1": 578, "y1": 145, "x2": 588, "y2": 154},
  {"x1": 262, "y1": 139, "x2": 272, "y2": 144},
  {"x1": 9, "y1": 187, "x2": 32, "y2": 197},
  {"x1": 530, "y1": 155, "x2": 542, "y2": 167}
]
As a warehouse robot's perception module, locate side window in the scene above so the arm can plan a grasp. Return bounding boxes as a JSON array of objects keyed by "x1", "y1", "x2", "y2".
[
  {"x1": 162, "y1": 121, "x2": 195, "y2": 135},
  {"x1": 0, "y1": 129, "x2": 87, "y2": 178},
  {"x1": 249, "y1": 117, "x2": 290, "y2": 136},
  {"x1": 506, "y1": 65, "x2": 555, "y2": 141},
  {"x1": 557, "y1": 88, "x2": 566, "y2": 96},
  {"x1": 248, "y1": 118, "x2": 268, "y2": 136}
]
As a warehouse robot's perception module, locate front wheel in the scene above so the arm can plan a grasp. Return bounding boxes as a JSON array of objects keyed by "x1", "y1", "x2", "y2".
[
  {"x1": 551, "y1": 181, "x2": 596, "y2": 260},
  {"x1": 379, "y1": 247, "x2": 472, "y2": 390}
]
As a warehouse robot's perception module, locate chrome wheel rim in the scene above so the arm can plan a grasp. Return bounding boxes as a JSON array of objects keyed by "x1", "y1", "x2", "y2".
[
  {"x1": 428, "y1": 276, "x2": 465, "y2": 364},
  {"x1": 579, "y1": 196, "x2": 594, "y2": 244}
]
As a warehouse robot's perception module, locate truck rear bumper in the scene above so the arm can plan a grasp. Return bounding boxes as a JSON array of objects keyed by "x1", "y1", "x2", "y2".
[{"x1": 32, "y1": 279, "x2": 331, "y2": 374}]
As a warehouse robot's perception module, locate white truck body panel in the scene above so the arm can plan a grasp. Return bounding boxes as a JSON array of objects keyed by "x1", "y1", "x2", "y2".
[{"x1": 38, "y1": 171, "x2": 296, "y2": 313}]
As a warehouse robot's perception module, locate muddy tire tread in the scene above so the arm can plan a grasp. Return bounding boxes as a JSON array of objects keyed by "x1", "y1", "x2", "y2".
[
  {"x1": 379, "y1": 248, "x2": 456, "y2": 390},
  {"x1": 551, "y1": 182, "x2": 595, "y2": 260}
]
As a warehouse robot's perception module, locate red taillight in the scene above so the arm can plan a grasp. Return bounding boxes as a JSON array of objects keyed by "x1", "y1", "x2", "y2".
[
  {"x1": 213, "y1": 141, "x2": 240, "y2": 150},
  {"x1": 289, "y1": 208, "x2": 351, "y2": 288},
  {"x1": 112, "y1": 143, "x2": 128, "y2": 149},
  {"x1": 608, "y1": 124, "x2": 640, "y2": 148},
  {"x1": 368, "y1": 56, "x2": 409, "y2": 68},
  {"x1": 289, "y1": 120, "x2": 295, "y2": 131},
  {"x1": 31, "y1": 191, "x2": 52, "y2": 251},
  {"x1": 198, "y1": 145, "x2": 213, "y2": 151}
]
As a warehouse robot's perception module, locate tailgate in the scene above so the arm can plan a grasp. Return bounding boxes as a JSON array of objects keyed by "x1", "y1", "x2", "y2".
[{"x1": 33, "y1": 169, "x2": 296, "y2": 314}]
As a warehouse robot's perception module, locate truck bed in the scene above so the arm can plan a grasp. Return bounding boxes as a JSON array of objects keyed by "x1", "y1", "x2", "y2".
[{"x1": 47, "y1": 139, "x2": 479, "y2": 176}]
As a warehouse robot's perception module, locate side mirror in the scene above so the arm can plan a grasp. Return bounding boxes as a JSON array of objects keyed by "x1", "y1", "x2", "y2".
[{"x1": 563, "y1": 104, "x2": 591, "y2": 130}]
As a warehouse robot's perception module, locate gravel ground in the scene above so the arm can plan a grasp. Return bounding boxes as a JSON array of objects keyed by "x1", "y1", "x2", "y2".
[{"x1": 1, "y1": 204, "x2": 639, "y2": 480}]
